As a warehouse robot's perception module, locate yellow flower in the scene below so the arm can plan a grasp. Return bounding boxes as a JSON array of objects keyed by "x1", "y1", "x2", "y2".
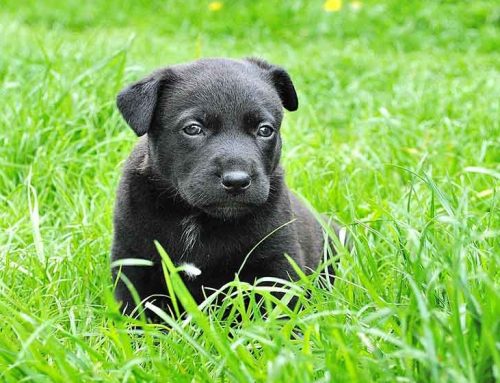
[
  {"x1": 208, "y1": 1, "x2": 223, "y2": 11},
  {"x1": 323, "y1": 0, "x2": 342, "y2": 12},
  {"x1": 350, "y1": 1, "x2": 362, "y2": 11}
]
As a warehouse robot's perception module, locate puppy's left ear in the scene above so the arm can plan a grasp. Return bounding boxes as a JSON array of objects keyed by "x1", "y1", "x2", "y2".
[
  {"x1": 245, "y1": 58, "x2": 298, "y2": 112},
  {"x1": 117, "y1": 69, "x2": 174, "y2": 136}
]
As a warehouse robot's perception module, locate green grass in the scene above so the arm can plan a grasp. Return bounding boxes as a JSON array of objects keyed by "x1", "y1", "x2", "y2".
[{"x1": 0, "y1": 0, "x2": 499, "y2": 381}]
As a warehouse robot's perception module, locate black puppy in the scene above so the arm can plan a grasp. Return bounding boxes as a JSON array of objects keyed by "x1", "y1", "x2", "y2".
[{"x1": 112, "y1": 58, "x2": 339, "y2": 318}]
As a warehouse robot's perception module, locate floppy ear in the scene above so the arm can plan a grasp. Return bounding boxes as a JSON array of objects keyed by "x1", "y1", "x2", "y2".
[
  {"x1": 245, "y1": 57, "x2": 298, "y2": 111},
  {"x1": 116, "y1": 69, "x2": 174, "y2": 136}
]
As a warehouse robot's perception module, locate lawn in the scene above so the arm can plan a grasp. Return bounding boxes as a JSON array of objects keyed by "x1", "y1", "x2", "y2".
[{"x1": 0, "y1": 0, "x2": 499, "y2": 381}]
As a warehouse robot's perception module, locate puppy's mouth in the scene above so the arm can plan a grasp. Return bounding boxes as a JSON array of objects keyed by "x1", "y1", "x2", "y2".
[
  {"x1": 200, "y1": 202, "x2": 256, "y2": 220},
  {"x1": 204, "y1": 201, "x2": 254, "y2": 209},
  {"x1": 176, "y1": 177, "x2": 270, "y2": 220}
]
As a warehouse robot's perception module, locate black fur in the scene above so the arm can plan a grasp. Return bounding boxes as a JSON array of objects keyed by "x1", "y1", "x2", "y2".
[{"x1": 111, "y1": 58, "x2": 337, "y2": 318}]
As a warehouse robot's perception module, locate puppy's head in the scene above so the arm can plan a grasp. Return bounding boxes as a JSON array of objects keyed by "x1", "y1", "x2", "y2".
[{"x1": 117, "y1": 58, "x2": 298, "y2": 220}]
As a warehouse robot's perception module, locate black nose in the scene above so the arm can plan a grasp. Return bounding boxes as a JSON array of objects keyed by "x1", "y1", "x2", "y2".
[{"x1": 221, "y1": 171, "x2": 251, "y2": 193}]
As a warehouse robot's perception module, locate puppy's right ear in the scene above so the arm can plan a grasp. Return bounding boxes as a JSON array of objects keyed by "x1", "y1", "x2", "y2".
[{"x1": 116, "y1": 69, "x2": 174, "y2": 136}]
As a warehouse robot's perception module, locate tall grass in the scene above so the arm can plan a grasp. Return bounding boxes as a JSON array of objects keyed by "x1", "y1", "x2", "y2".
[{"x1": 0, "y1": 0, "x2": 498, "y2": 381}]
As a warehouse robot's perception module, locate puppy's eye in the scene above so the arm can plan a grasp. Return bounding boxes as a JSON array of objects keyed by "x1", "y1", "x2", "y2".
[
  {"x1": 257, "y1": 125, "x2": 274, "y2": 138},
  {"x1": 183, "y1": 124, "x2": 204, "y2": 136}
]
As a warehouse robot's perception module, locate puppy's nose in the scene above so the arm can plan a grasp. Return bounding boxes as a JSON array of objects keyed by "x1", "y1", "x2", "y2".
[{"x1": 221, "y1": 171, "x2": 251, "y2": 193}]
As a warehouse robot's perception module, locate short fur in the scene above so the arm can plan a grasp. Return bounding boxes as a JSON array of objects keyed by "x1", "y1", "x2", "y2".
[{"x1": 112, "y1": 58, "x2": 338, "y2": 318}]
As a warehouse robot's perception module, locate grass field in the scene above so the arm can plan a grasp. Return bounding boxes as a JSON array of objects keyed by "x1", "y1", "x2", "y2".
[{"x1": 1, "y1": 0, "x2": 499, "y2": 381}]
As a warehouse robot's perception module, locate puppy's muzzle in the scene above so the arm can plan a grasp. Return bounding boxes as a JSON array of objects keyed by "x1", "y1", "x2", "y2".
[{"x1": 221, "y1": 170, "x2": 251, "y2": 194}]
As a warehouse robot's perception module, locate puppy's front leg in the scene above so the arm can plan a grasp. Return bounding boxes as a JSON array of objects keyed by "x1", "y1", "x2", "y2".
[
  {"x1": 112, "y1": 263, "x2": 170, "y2": 319},
  {"x1": 239, "y1": 254, "x2": 302, "y2": 313}
]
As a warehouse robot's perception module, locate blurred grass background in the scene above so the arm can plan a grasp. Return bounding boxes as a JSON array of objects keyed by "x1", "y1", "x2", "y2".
[{"x1": 0, "y1": 1, "x2": 499, "y2": 382}]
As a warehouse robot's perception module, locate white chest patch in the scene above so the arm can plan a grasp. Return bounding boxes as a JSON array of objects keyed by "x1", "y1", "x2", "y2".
[{"x1": 179, "y1": 262, "x2": 202, "y2": 280}]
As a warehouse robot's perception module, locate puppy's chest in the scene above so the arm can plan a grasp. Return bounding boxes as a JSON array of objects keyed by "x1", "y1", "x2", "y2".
[
  {"x1": 178, "y1": 217, "x2": 249, "y2": 260},
  {"x1": 168, "y1": 216, "x2": 265, "y2": 276}
]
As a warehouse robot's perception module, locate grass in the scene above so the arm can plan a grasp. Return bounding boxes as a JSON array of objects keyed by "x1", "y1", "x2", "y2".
[{"x1": 0, "y1": 0, "x2": 499, "y2": 381}]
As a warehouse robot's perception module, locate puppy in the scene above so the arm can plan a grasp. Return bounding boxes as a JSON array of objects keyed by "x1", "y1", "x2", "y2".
[{"x1": 111, "y1": 58, "x2": 340, "y2": 318}]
